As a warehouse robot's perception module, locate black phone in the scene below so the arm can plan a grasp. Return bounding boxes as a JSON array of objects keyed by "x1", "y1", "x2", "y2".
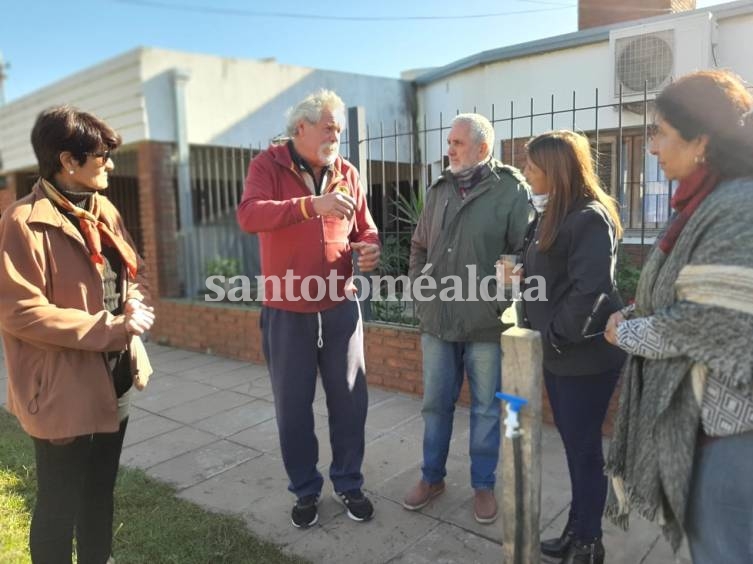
[{"x1": 581, "y1": 291, "x2": 621, "y2": 338}]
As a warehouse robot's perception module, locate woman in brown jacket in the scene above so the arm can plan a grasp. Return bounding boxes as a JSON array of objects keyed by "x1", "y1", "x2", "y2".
[{"x1": 0, "y1": 106, "x2": 154, "y2": 564}]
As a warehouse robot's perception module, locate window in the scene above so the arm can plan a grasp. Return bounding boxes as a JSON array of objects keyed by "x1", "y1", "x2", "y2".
[{"x1": 617, "y1": 133, "x2": 672, "y2": 230}]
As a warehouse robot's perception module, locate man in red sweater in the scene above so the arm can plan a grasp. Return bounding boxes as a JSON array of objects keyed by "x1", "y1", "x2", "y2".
[{"x1": 237, "y1": 89, "x2": 380, "y2": 528}]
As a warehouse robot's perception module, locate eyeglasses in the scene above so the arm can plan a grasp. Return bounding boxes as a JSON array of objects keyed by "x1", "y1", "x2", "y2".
[{"x1": 86, "y1": 150, "x2": 112, "y2": 162}]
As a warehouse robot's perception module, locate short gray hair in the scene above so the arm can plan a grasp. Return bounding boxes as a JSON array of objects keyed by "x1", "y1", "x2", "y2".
[
  {"x1": 451, "y1": 113, "x2": 494, "y2": 158},
  {"x1": 286, "y1": 89, "x2": 346, "y2": 137}
]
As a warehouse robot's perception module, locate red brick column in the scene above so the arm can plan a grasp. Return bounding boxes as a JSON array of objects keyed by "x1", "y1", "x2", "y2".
[
  {"x1": 0, "y1": 173, "x2": 18, "y2": 213},
  {"x1": 578, "y1": 0, "x2": 696, "y2": 31},
  {"x1": 137, "y1": 141, "x2": 181, "y2": 300}
]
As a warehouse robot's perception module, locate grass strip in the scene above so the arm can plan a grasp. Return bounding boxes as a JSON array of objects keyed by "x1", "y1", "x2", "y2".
[{"x1": 0, "y1": 411, "x2": 306, "y2": 564}]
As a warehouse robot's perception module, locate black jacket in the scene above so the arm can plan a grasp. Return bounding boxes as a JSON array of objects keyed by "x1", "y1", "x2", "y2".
[{"x1": 521, "y1": 198, "x2": 626, "y2": 376}]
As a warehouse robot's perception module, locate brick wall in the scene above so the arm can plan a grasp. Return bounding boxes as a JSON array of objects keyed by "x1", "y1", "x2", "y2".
[
  {"x1": 149, "y1": 300, "x2": 623, "y2": 433},
  {"x1": 501, "y1": 138, "x2": 529, "y2": 172},
  {"x1": 149, "y1": 301, "x2": 482, "y2": 403},
  {"x1": 150, "y1": 303, "x2": 429, "y2": 394},
  {"x1": 152, "y1": 301, "x2": 265, "y2": 363},
  {"x1": 578, "y1": 0, "x2": 697, "y2": 31},
  {"x1": 620, "y1": 242, "x2": 652, "y2": 268},
  {"x1": 364, "y1": 325, "x2": 423, "y2": 395}
]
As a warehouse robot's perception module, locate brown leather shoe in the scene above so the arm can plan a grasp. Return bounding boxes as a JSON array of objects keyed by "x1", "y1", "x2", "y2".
[
  {"x1": 402, "y1": 479, "x2": 446, "y2": 510},
  {"x1": 473, "y1": 489, "x2": 498, "y2": 523}
]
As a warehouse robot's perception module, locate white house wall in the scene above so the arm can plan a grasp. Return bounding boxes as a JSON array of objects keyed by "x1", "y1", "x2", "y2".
[
  {"x1": 0, "y1": 47, "x2": 413, "y2": 175},
  {"x1": 417, "y1": 11, "x2": 753, "y2": 165},
  {"x1": 714, "y1": 13, "x2": 753, "y2": 72},
  {"x1": 0, "y1": 50, "x2": 147, "y2": 173},
  {"x1": 417, "y1": 42, "x2": 626, "y2": 163},
  {"x1": 139, "y1": 47, "x2": 414, "y2": 160}
]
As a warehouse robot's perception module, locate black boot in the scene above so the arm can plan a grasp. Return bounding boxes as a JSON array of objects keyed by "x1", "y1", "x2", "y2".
[
  {"x1": 540, "y1": 520, "x2": 576, "y2": 558},
  {"x1": 561, "y1": 538, "x2": 605, "y2": 564}
]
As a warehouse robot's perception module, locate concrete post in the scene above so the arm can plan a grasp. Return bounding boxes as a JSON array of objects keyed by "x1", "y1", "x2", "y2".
[
  {"x1": 171, "y1": 68, "x2": 196, "y2": 298},
  {"x1": 347, "y1": 106, "x2": 368, "y2": 193},
  {"x1": 500, "y1": 326, "x2": 543, "y2": 564},
  {"x1": 347, "y1": 106, "x2": 373, "y2": 321}
]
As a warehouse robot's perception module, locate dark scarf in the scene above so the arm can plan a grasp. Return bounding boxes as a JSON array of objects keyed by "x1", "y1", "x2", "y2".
[
  {"x1": 40, "y1": 178, "x2": 138, "y2": 279},
  {"x1": 287, "y1": 140, "x2": 332, "y2": 194},
  {"x1": 454, "y1": 156, "x2": 491, "y2": 199},
  {"x1": 659, "y1": 165, "x2": 720, "y2": 254}
]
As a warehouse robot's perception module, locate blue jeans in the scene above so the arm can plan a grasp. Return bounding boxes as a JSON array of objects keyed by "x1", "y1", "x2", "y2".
[
  {"x1": 685, "y1": 431, "x2": 753, "y2": 563},
  {"x1": 420, "y1": 334, "x2": 501, "y2": 490}
]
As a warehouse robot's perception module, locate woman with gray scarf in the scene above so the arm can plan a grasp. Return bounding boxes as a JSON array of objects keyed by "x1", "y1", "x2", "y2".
[{"x1": 604, "y1": 69, "x2": 753, "y2": 563}]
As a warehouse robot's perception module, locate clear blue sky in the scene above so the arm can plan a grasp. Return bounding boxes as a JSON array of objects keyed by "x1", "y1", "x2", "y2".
[{"x1": 0, "y1": 0, "x2": 730, "y2": 102}]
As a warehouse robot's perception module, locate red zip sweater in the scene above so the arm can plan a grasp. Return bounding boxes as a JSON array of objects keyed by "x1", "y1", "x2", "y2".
[{"x1": 237, "y1": 143, "x2": 380, "y2": 312}]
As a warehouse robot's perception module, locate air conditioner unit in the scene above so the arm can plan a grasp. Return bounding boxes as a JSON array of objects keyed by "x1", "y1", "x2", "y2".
[{"x1": 609, "y1": 12, "x2": 716, "y2": 105}]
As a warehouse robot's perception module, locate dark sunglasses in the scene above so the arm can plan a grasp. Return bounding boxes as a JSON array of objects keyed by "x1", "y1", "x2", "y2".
[{"x1": 86, "y1": 150, "x2": 113, "y2": 162}]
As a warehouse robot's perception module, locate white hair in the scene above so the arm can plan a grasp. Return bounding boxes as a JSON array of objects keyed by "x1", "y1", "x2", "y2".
[
  {"x1": 451, "y1": 113, "x2": 494, "y2": 158},
  {"x1": 286, "y1": 89, "x2": 346, "y2": 137}
]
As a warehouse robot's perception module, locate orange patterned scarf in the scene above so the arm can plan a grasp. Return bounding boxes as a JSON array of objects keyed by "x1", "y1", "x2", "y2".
[{"x1": 40, "y1": 178, "x2": 138, "y2": 279}]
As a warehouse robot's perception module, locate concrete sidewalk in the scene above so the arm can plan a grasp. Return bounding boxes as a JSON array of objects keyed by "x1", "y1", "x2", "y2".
[{"x1": 1, "y1": 342, "x2": 691, "y2": 563}]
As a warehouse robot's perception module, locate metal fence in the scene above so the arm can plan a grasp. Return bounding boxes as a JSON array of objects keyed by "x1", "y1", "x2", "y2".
[
  {"x1": 180, "y1": 87, "x2": 679, "y2": 324},
  {"x1": 178, "y1": 145, "x2": 260, "y2": 300}
]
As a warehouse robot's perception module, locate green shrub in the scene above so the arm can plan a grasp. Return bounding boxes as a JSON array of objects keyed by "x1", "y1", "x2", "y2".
[
  {"x1": 378, "y1": 233, "x2": 411, "y2": 278},
  {"x1": 205, "y1": 257, "x2": 241, "y2": 278},
  {"x1": 617, "y1": 261, "x2": 642, "y2": 303},
  {"x1": 371, "y1": 299, "x2": 419, "y2": 326}
]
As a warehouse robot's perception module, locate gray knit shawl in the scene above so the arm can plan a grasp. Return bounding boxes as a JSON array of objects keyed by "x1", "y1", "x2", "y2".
[{"x1": 605, "y1": 176, "x2": 753, "y2": 551}]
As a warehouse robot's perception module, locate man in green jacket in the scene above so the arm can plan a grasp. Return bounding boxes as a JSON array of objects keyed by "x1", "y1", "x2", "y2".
[{"x1": 403, "y1": 113, "x2": 531, "y2": 523}]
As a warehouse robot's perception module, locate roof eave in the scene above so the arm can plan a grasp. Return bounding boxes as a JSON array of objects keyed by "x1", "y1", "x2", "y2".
[{"x1": 414, "y1": 0, "x2": 753, "y2": 86}]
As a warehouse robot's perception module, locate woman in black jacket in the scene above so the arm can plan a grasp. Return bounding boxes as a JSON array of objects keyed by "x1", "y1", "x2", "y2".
[{"x1": 520, "y1": 130, "x2": 626, "y2": 564}]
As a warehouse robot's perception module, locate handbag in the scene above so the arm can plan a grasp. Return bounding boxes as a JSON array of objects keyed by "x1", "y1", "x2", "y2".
[
  {"x1": 112, "y1": 348, "x2": 133, "y2": 397},
  {"x1": 130, "y1": 334, "x2": 153, "y2": 391},
  {"x1": 112, "y1": 335, "x2": 153, "y2": 396}
]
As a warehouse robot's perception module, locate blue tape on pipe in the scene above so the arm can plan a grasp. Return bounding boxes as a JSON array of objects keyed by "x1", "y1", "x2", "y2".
[{"x1": 495, "y1": 392, "x2": 528, "y2": 412}]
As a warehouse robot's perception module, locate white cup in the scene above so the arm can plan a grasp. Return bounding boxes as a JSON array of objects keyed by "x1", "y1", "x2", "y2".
[{"x1": 495, "y1": 254, "x2": 520, "y2": 288}]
